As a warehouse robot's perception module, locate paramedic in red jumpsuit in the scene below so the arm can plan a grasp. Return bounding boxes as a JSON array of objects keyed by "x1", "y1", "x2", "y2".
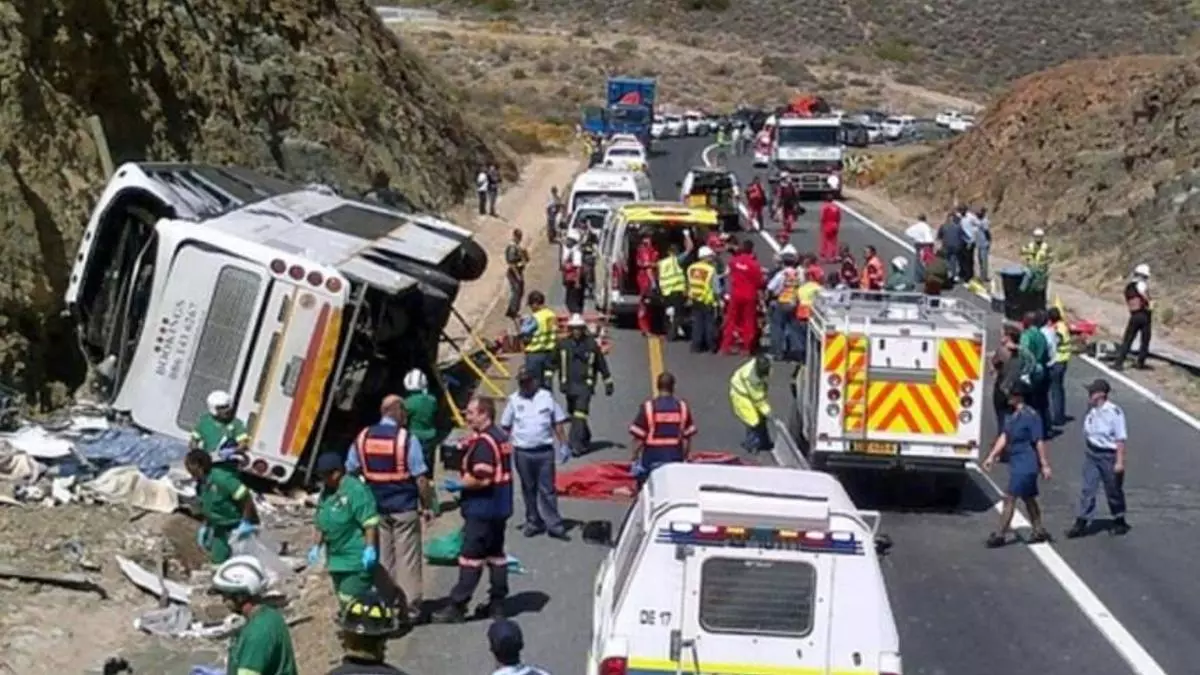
[
  {"x1": 635, "y1": 235, "x2": 658, "y2": 335},
  {"x1": 819, "y1": 197, "x2": 841, "y2": 262},
  {"x1": 720, "y1": 240, "x2": 765, "y2": 355},
  {"x1": 775, "y1": 177, "x2": 799, "y2": 238},
  {"x1": 745, "y1": 177, "x2": 767, "y2": 229}
]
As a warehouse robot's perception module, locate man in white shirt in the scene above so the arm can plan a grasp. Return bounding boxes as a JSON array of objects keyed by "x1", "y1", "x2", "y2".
[
  {"x1": 958, "y1": 205, "x2": 980, "y2": 281},
  {"x1": 905, "y1": 214, "x2": 935, "y2": 281},
  {"x1": 476, "y1": 167, "x2": 490, "y2": 216},
  {"x1": 561, "y1": 231, "x2": 586, "y2": 313}
]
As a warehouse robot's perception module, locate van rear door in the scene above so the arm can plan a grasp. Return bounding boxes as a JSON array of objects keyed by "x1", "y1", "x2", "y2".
[{"x1": 677, "y1": 547, "x2": 833, "y2": 673}]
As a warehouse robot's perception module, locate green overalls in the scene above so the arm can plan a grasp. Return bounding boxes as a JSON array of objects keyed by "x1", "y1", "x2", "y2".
[
  {"x1": 199, "y1": 466, "x2": 249, "y2": 563},
  {"x1": 315, "y1": 475, "x2": 381, "y2": 604}
]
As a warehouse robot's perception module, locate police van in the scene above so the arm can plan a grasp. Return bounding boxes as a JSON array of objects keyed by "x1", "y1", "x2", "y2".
[{"x1": 588, "y1": 463, "x2": 901, "y2": 675}]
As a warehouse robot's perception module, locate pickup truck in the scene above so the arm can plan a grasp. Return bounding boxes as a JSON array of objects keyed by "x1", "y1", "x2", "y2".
[{"x1": 678, "y1": 167, "x2": 742, "y2": 232}]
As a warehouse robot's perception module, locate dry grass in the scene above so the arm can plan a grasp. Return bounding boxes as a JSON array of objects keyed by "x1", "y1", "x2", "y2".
[{"x1": 392, "y1": 17, "x2": 980, "y2": 138}]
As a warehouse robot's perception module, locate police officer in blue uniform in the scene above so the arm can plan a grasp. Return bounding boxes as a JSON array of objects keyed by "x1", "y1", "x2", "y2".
[
  {"x1": 628, "y1": 372, "x2": 697, "y2": 489},
  {"x1": 1067, "y1": 379, "x2": 1131, "y2": 538},
  {"x1": 432, "y1": 396, "x2": 514, "y2": 624}
]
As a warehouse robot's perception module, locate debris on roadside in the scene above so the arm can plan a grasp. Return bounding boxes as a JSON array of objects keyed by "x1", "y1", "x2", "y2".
[{"x1": 0, "y1": 563, "x2": 108, "y2": 597}]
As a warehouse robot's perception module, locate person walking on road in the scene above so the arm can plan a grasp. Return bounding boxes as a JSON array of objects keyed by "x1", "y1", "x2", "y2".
[
  {"x1": 629, "y1": 372, "x2": 696, "y2": 490},
  {"x1": 818, "y1": 197, "x2": 841, "y2": 262},
  {"x1": 505, "y1": 229, "x2": 530, "y2": 328},
  {"x1": 488, "y1": 619, "x2": 553, "y2": 675},
  {"x1": 730, "y1": 356, "x2": 773, "y2": 454},
  {"x1": 1046, "y1": 307, "x2": 1072, "y2": 428},
  {"x1": 476, "y1": 166, "x2": 490, "y2": 216},
  {"x1": 765, "y1": 245, "x2": 801, "y2": 360},
  {"x1": 486, "y1": 164, "x2": 501, "y2": 216},
  {"x1": 310, "y1": 452, "x2": 381, "y2": 606},
  {"x1": 686, "y1": 246, "x2": 721, "y2": 353},
  {"x1": 326, "y1": 590, "x2": 408, "y2": 674},
  {"x1": 433, "y1": 397, "x2": 514, "y2": 623},
  {"x1": 519, "y1": 291, "x2": 558, "y2": 390},
  {"x1": 345, "y1": 394, "x2": 436, "y2": 623},
  {"x1": 556, "y1": 314, "x2": 613, "y2": 457},
  {"x1": 982, "y1": 381, "x2": 1053, "y2": 547},
  {"x1": 501, "y1": 369, "x2": 570, "y2": 541},
  {"x1": 1066, "y1": 379, "x2": 1131, "y2": 538},
  {"x1": 212, "y1": 555, "x2": 299, "y2": 675},
  {"x1": 1112, "y1": 263, "x2": 1153, "y2": 371}
]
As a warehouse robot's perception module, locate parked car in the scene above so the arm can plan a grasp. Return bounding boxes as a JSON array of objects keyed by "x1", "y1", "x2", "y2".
[
  {"x1": 948, "y1": 115, "x2": 976, "y2": 132},
  {"x1": 841, "y1": 121, "x2": 870, "y2": 148},
  {"x1": 881, "y1": 115, "x2": 916, "y2": 141},
  {"x1": 863, "y1": 122, "x2": 883, "y2": 144},
  {"x1": 936, "y1": 110, "x2": 964, "y2": 127}
]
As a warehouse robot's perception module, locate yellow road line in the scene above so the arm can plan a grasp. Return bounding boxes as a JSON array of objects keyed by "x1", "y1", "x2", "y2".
[{"x1": 647, "y1": 335, "x2": 664, "y2": 394}]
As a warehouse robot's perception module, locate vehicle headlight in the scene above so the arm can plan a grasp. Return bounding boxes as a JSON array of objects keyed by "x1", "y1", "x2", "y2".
[{"x1": 827, "y1": 174, "x2": 841, "y2": 189}]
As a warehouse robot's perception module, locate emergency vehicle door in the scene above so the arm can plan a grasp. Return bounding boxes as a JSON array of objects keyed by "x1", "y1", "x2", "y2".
[{"x1": 675, "y1": 542, "x2": 834, "y2": 674}]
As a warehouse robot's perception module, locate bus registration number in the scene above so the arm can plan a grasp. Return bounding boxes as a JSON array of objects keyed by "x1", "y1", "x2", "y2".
[{"x1": 850, "y1": 441, "x2": 899, "y2": 456}]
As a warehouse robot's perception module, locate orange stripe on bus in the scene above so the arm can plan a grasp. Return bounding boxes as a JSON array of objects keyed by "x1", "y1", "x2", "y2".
[{"x1": 282, "y1": 304, "x2": 330, "y2": 455}]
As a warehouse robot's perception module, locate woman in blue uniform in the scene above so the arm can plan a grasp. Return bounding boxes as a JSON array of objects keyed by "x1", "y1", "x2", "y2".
[{"x1": 981, "y1": 381, "x2": 1053, "y2": 548}]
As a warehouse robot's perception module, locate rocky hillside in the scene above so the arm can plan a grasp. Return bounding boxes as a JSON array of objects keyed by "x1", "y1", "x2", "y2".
[
  {"x1": 0, "y1": 0, "x2": 514, "y2": 404},
  {"x1": 422, "y1": 0, "x2": 1198, "y2": 93},
  {"x1": 885, "y1": 53, "x2": 1200, "y2": 329}
]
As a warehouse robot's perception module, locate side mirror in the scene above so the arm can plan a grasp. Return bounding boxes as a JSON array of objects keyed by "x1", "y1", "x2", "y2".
[{"x1": 582, "y1": 519, "x2": 615, "y2": 547}]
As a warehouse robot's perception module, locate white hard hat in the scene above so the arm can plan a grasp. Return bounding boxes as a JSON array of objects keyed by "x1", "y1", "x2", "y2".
[
  {"x1": 891, "y1": 256, "x2": 909, "y2": 270},
  {"x1": 780, "y1": 244, "x2": 797, "y2": 257},
  {"x1": 206, "y1": 390, "x2": 232, "y2": 414},
  {"x1": 1033, "y1": 228, "x2": 1045, "y2": 237},
  {"x1": 403, "y1": 368, "x2": 427, "y2": 392},
  {"x1": 211, "y1": 555, "x2": 268, "y2": 597},
  {"x1": 567, "y1": 313, "x2": 587, "y2": 328},
  {"x1": 698, "y1": 245, "x2": 714, "y2": 259},
  {"x1": 1134, "y1": 263, "x2": 1150, "y2": 277}
]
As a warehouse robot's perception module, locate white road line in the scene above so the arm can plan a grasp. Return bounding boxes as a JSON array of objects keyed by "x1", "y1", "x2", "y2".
[{"x1": 699, "y1": 142, "x2": 1173, "y2": 675}]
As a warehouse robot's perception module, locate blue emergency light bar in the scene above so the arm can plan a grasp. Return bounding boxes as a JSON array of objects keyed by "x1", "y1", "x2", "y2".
[{"x1": 655, "y1": 522, "x2": 863, "y2": 555}]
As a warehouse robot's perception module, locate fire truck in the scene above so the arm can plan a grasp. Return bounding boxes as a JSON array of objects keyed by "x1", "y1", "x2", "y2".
[
  {"x1": 765, "y1": 95, "x2": 843, "y2": 198},
  {"x1": 790, "y1": 290, "x2": 988, "y2": 499}
]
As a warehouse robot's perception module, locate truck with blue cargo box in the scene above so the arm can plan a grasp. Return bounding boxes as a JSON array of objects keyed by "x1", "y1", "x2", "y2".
[{"x1": 606, "y1": 76, "x2": 657, "y2": 148}]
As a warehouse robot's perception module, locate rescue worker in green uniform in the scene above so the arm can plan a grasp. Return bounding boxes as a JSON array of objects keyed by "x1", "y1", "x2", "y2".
[
  {"x1": 190, "y1": 390, "x2": 250, "y2": 461},
  {"x1": 403, "y1": 368, "x2": 440, "y2": 469},
  {"x1": 884, "y1": 256, "x2": 914, "y2": 292},
  {"x1": 185, "y1": 449, "x2": 259, "y2": 564},
  {"x1": 310, "y1": 452, "x2": 381, "y2": 606},
  {"x1": 212, "y1": 554, "x2": 299, "y2": 675}
]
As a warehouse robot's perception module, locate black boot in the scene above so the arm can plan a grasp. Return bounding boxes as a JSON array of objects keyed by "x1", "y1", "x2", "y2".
[
  {"x1": 430, "y1": 602, "x2": 468, "y2": 624},
  {"x1": 1111, "y1": 517, "x2": 1131, "y2": 536},
  {"x1": 1065, "y1": 518, "x2": 1088, "y2": 539}
]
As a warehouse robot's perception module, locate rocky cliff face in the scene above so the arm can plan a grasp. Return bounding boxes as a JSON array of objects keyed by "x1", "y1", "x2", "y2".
[
  {"x1": 885, "y1": 52, "x2": 1200, "y2": 324},
  {"x1": 0, "y1": 0, "x2": 515, "y2": 404}
]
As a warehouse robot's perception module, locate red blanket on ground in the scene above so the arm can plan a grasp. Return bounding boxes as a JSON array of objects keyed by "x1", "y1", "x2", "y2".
[{"x1": 555, "y1": 452, "x2": 747, "y2": 501}]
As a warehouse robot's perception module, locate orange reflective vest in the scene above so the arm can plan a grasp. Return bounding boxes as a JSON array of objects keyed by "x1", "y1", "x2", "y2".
[
  {"x1": 861, "y1": 256, "x2": 884, "y2": 290},
  {"x1": 776, "y1": 267, "x2": 801, "y2": 304},
  {"x1": 794, "y1": 281, "x2": 822, "y2": 320},
  {"x1": 356, "y1": 424, "x2": 419, "y2": 512}
]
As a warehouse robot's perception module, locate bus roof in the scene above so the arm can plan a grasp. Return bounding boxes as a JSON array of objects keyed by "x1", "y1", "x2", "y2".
[
  {"x1": 616, "y1": 201, "x2": 718, "y2": 226},
  {"x1": 105, "y1": 163, "x2": 474, "y2": 294}
]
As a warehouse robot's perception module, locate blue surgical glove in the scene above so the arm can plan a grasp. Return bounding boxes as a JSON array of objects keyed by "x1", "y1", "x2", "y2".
[
  {"x1": 232, "y1": 520, "x2": 256, "y2": 539},
  {"x1": 361, "y1": 546, "x2": 378, "y2": 570},
  {"x1": 630, "y1": 461, "x2": 645, "y2": 477},
  {"x1": 557, "y1": 443, "x2": 572, "y2": 464},
  {"x1": 441, "y1": 477, "x2": 464, "y2": 493},
  {"x1": 196, "y1": 525, "x2": 210, "y2": 548},
  {"x1": 307, "y1": 544, "x2": 323, "y2": 566},
  {"x1": 217, "y1": 445, "x2": 240, "y2": 461}
]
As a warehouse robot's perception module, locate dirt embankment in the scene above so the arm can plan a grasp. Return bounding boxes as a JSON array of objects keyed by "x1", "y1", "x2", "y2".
[
  {"x1": 884, "y1": 53, "x2": 1200, "y2": 344},
  {"x1": 0, "y1": 0, "x2": 517, "y2": 406}
]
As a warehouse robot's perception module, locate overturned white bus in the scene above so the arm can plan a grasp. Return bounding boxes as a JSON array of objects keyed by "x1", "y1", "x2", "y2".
[{"x1": 64, "y1": 163, "x2": 487, "y2": 483}]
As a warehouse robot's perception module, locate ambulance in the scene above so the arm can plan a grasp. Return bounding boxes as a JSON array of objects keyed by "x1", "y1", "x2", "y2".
[
  {"x1": 588, "y1": 463, "x2": 901, "y2": 675},
  {"x1": 790, "y1": 290, "x2": 987, "y2": 496}
]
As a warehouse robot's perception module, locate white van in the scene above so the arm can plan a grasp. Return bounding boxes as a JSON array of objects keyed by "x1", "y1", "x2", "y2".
[
  {"x1": 683, "y1": 110, "x2": 703, "y2": 136},
  {"x1": 568, "y1": 168, "x2": 654, "y2": 214},
  {"x1": 588, "y1": 463, "x2": 902, "y2": 675},
  {"x1": 603, "y1": 142, "x2": 648, "y2": 173}
]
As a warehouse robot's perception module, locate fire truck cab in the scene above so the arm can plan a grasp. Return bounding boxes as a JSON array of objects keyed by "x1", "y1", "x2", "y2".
[{"x1": 790, "y1": 291, "x2": 987, "y2": 495}]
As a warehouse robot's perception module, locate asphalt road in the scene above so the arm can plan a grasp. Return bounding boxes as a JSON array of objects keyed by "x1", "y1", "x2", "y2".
[{"x1": 397, "y1": 137, "x2": 1200, "y2": 675}]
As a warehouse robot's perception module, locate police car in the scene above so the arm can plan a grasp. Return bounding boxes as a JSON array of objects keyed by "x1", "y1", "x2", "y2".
[{"x1": 587, "y1": 463, "x2": 901, "y2": 675}]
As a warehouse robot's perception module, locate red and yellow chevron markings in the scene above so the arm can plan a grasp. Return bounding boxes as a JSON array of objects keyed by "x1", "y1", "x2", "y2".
[
  {"x1": 823, "y1": 333, "x2": 870, "y2": 433},
  {"x1": 865, "y1": 338, "x2": 983, "y2": 434}
]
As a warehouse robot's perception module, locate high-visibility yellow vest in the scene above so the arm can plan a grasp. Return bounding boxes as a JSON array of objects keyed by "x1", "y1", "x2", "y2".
[
  {"x1": 687, "y1": 261, "x2": 717, "y2": 305},
  {"x1": 658, "y1": 256, "x2": 686, "y2": 296},
  {"x1": 794, "y1": 281, "x2": 822, "y2": 320},
  {"x1": 526, "y1": 307, "x2": 558, "y2": 353},
  {"x1": 1053, "y1": 320, "x2": 1071, "y2": 364},
  {"x1": 776, "y1": 268, "x2": 800, "y2": 304},
  {"x1": 729, "y1": 359, "x2": 770, "y2": 415},
  {"x1": 1021, "y1": 241, "x2": 1051, "y2": 268}
]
